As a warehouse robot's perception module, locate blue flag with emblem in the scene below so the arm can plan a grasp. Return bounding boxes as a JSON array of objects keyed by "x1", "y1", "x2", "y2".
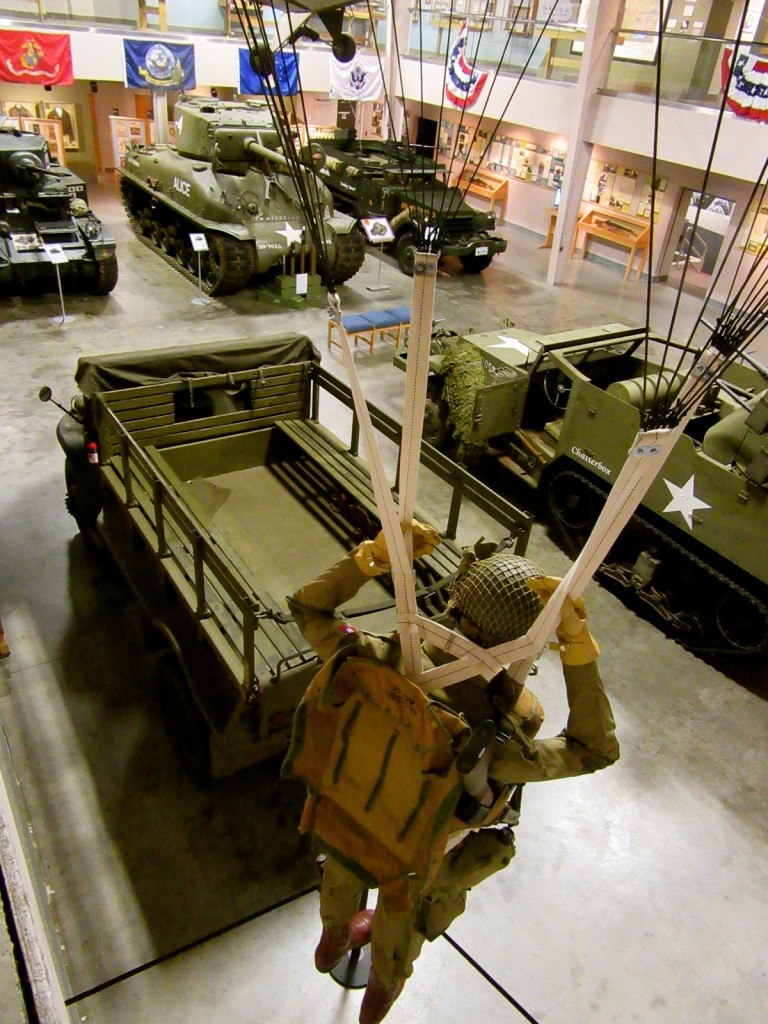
[
  {"x1": 124, "y1": 40, "x2": 196, "y2": 90},
  {"x1": 239, "y1": 49, "x2": 299, "y2": 96}
]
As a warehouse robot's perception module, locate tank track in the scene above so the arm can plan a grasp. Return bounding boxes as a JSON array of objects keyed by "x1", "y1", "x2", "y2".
[
  {"x1": 547, "y1": 467, "x2": 768, "y2": 657},
  {"x1": 331, "y1": 226, "x2": 366, "y2": 285},
  {"x1": 119, "y1": 178, "x2": 254, "y2": 296}
]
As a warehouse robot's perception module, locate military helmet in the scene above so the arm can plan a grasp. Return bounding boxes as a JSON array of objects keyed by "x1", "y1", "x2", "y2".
[{"x1": 450, "y1": 551, "x2": 544, "y2": 647}]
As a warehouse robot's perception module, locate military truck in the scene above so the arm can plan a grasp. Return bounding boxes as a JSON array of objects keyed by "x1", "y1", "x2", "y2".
[
  {"x1": 118, "y1": 98, "x2": 365, "y2": 296},
  {"x1": 395, "y1": 322, "x2": 768, "y2": 656},
  {"x1": 0, "y1": 123, "x2": 118, "y2": 294},
  {"x1": 314, "y1": 131, "x2": 507, "y2": 275},
  {"x1": 42, "y1": 334, "x2": 531, "y2": 781}
]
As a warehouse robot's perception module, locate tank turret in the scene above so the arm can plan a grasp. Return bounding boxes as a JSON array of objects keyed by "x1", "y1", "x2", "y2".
[
  {"x1": 0, "y1": 124, "x2": 118, "y2": 295},
  {"x1": 118, "y1": 97, "x2": 364, "y2": 296}
]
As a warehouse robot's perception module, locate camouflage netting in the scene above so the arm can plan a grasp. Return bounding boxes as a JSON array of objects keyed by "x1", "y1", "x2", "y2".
[
  {"x1": 451, "y1": 552, "x2": 545, "y2": 645},
  {"x1": 441, "y1": 341, "x2": 489, "y2": 460}
]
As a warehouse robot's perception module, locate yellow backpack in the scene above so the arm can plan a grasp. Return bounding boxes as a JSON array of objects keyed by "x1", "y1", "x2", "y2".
[{"x1": 282, "y1": 652, "x2": 471, "y2": 888}]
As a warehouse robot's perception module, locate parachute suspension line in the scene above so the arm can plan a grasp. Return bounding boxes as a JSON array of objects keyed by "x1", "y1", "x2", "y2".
[
  {"x1": 430, "y1": 0, "x2": 488, "y2": 243},
  {"x1": 657, "y1": 0, "x2": 753, "y2": 399},
  {"x1": 640, "y1": 0, "x2": 666, "y2": 419},
  {"x1": 385, "y1": 0, "x2": 435, "y2": 248},
  {"x1": 446, "y1": 2, "x2": 564, "y2": 213},
  {"x1": 708, "y1": 164, "x2": 768, "y2": 319},
  {"x1": 238, "y1": 1, "x2": 336, "y2": 289},
  {"x1": 363, "y1": 0, "x2": 424, "y2": 235},
  {"x1": 430, "y1": 0, "x2": 529, "y2": 238},
  {"x1": 669, "y1": 179, "x2": 768, "y2": 422}
]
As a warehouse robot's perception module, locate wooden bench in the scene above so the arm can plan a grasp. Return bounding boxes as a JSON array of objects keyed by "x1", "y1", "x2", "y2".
[
  {"x1": 570, "y1": 206, "x2": 651, "y2": 281},
  {"x1": 275, "y1": 418, "x2": 463, "y2": 597},
  {"x1": 327, "y1": 307, "x2": 411, "y2": 355},
  {"x1": 451, "y1": 166, "x2": 509, "y2": 222}
]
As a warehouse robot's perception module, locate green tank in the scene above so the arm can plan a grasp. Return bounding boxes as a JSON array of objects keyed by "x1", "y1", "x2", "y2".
[
  {"x1": 0, "y1": 123, "x2": 118, "y2": 295},
  {"x1": 118, "y1": 97, "x2": 365, "y2": 296}
]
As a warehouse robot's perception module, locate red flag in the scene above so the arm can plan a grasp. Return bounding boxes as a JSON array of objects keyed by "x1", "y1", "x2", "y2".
[{"x1": 0, "y1": 30, "x2": 73, "y2": 85}]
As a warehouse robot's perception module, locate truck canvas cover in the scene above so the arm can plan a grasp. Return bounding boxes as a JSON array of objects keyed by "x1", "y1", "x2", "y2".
[{"x1": 75, "y1": 333, "x2": 321, "y2": 395}]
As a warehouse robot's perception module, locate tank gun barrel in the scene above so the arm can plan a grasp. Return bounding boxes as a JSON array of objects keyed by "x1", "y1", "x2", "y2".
[
  {"x1": 8, "y1": 151, "x2": 69, "y2": 180},
  {"x1": 243, "y1": 136, "x2": 325, "y2": 176}
]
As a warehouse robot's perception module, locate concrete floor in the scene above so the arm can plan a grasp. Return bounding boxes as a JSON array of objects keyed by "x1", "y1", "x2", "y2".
[{"x1": 0, "y1": 184, "x2": 767, "y2": 1024}]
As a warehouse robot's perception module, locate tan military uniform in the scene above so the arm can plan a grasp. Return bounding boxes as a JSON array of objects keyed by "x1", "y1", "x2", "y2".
[{"x1": 286, "y1": 549, "x2": 619, "y2": 987}]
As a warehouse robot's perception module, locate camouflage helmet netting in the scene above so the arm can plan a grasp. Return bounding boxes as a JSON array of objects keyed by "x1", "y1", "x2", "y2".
[{"x1": 451, "y1": 552, "x2": 544, "y2": 645}]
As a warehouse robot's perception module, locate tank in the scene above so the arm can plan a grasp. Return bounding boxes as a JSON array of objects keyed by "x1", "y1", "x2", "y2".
[
  {"x1": 0, "y1": 123, "x2": 118, "y2": 295},
  {"x1": 118, "y1": 98, "x2": 365, "y2": 296}
]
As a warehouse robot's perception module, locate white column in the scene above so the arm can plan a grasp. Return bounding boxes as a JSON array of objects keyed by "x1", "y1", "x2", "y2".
[{"x1": 547, "y1": 0, "x2": 626, "y2": 285}]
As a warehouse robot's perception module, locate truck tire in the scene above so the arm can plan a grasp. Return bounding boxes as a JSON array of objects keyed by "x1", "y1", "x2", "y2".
[
  {"x1": 155, "y1": 652, "x2": 213, "y2": 785},
  {"x1": 459, "y1": 253, "x2": 493, "y2": 273},
  {"x1": 64, "y1": 460, "x2": 102, "y2": 551},
  {"x1": 396, "y1": 230, "x2": 418, "y2": 276},
  {"x1": 88, "y1": 254, "x2": 119, "y2": 295},
  {"x1": 332, "y1": 226, "x2": 366, "y2": 284}
]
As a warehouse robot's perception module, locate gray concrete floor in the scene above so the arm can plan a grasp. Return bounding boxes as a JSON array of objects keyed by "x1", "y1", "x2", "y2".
[{"x1": 0, "y1": 184, "x2": 766, "y2": 1024}]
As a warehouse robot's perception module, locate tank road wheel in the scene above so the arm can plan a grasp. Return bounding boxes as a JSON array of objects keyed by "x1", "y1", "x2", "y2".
[
  {"x1": 138, "y1": 207, "x2": 153, "y2": 237},
  {"x1": 200, "y1": 234, "x2": 255, "y2": 295},
  {"x1": 154, "y1": 652, "x2": 213, "y2": 785},
  {"x1": 396, "y1": 230, "x2": 418, "y2": 277},
  {"x1": 332, "y1": 227, "x2": 366, "y2": 284},
  {"x1": 158, "y1": 223, "x2": 176, "y2": 256},
  {"x1": 423, "y1": 380, "x2": 451, "y2": 448},
  {"x1": 715, "y1": 594, "x2": 768, "y2": 654},
  {"x1": 459, "y1": 252, "x2": 493, "y2": 273},
  {"x1": 548, "y1": 471, "x2": 601, "y2": 550},
  {"x1": 175, "y1": 235, "x2": 194, "y2": 272},
  {"x1": 88, "y1": 254, "x2": 119, "y2": 296}
]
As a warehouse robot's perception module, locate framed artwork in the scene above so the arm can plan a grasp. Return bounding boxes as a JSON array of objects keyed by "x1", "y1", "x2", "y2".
[
  {"x1": 37, "y1": 100, "x2": 79, "y2": 150},
  {"x1": 20, "y1": 117, "x2": 66, "y2": 164},
  {"x1": 1, "y1": 99, "x2": 36, "y2": 120}
]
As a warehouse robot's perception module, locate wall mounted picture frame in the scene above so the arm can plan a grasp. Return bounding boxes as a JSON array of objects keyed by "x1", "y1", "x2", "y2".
[
  {"x1": 37, "y1": 100, "x2": 79, "y2": 150},
  {"x1": 20, "y1": 118, "x2": 67, "y2": 164},
  {"x1": 0, "y1": 99, "x2": 36, "y2": 120}
]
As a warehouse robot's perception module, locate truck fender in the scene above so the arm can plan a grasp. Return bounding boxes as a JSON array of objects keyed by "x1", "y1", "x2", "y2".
[{"x1": 142, "y1": 619, "x2": 213, "y2": 784}]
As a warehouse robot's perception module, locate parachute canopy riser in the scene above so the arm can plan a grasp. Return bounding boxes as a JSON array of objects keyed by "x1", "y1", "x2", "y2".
[
  {"x1": 398, "y1": 252, "x2": 438, "y2": 529},
  {"x1": 328, "y1": 291, "x2": 422, "y2": 679},
  {"x1": 413, "y1": 414, "x2": 696, "y2": 691}
]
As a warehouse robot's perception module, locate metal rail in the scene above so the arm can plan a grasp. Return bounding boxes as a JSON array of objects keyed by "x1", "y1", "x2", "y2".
[{"x1": 93, "y1": 362, "x2": 533, "y2": 701}]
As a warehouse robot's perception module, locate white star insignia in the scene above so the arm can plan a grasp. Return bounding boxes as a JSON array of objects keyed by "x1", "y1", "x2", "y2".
[
  {"x1": 275, "y1": 222, "x2": 305, "y2": 247},
  {"x1": 662, "y1": 475, "x2": 711, "y2": 530},
  {"x1": 490, "y1": 335, "x2": 530, "y2": 355}
]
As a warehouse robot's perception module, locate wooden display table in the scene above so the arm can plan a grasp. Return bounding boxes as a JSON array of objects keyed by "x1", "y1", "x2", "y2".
[
  {"x1": 451, "y1": 166, "x2": 509, "y2": 222},
  {"x1": 570, "y1": 207, "x2": 651, "y2": 281}
]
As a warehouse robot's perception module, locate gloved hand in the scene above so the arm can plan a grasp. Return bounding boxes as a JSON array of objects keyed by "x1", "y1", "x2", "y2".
[
  {"x1": 527, "y1": 576, "x2": 600, "y2": 665},
  {"x1": 354, "y1": 519, "x2": 441, "y2": 577}
]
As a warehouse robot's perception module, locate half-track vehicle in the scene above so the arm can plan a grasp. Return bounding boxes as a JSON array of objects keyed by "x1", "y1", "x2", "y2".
[
  {"x1": 395, "y1": 322, "x2": 768, "y2": 657},
  {"x1": 0, "y1": 123, "x2": 118, "y2": 295},
  {"x1": 314, "y1": 131, "x2": 507, "y2": 275},
  {"x1": 118, "y1": 98, "x2": 365, "y2": 296},
  {"x1": 42, "y1": 334, "x2": 531, "y2": 781}
]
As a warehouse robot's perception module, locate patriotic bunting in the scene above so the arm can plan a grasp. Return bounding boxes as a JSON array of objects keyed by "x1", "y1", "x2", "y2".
[
  {"x1": 722, "y1": 48, "x2": 768, "y2": 123},
  {"x1": 445, "y1": 21, "x2": 488, "y2": 109}
]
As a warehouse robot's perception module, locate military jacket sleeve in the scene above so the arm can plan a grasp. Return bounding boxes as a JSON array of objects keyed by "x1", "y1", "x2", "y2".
[
  {"x1": 490, "y1": 660, "x2": 619, "y2": 784},
  {"x1": 288, "y1": 550, "x2": 400, "y2": 665}
]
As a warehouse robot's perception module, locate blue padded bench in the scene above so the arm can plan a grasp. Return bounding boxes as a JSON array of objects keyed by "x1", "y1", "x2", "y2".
[{"x1": 327, "y1": 307, "x2": 411, "y2": 354}]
